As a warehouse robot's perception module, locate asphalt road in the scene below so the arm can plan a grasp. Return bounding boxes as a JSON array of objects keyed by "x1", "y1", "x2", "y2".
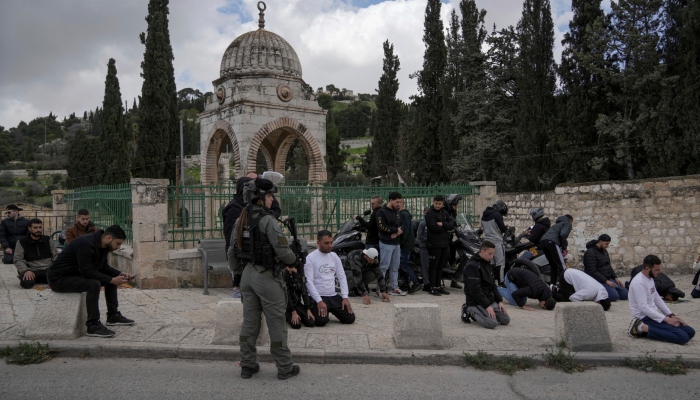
[{"x1": 1, "y1": 358, "x2": 698, "y2": 400}]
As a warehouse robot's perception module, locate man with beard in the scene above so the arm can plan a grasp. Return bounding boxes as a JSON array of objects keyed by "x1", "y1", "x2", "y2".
[
  {"x1": 47, "y1": 225, "x2": 135, "y2": 338},
  {"x1": 65, "y1": 209, "x2": 98, "y2": 244},
  {"x1": 304, "y1": 230, "x2": 355, "y2": 325},
  {"x1": 14, "y1": 218, "x2": 58, "y2": 289},
  {"x1": 628, "y1": 255, "x2": 695, "y2": 345}
]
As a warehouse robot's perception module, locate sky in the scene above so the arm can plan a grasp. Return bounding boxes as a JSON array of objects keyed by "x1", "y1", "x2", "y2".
[{"x1": 0, "y1": 0, "x2": 612, "y2": 129}]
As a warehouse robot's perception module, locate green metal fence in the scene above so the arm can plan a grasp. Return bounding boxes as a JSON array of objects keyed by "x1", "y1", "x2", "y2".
[
  {"x1": 63, "y1": 183, "x2": 133, "y2": 242},
  {"x1": 167, "y1": 181, "x2": 477, "y2": 249}
]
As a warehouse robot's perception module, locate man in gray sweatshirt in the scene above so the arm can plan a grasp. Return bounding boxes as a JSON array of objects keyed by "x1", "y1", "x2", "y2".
[{"x1": 540, "y1": 215, "x2": 573, "y2": 286}]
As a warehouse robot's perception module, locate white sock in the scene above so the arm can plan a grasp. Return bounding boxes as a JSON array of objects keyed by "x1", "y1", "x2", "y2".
[{"x1": 639, "y1": 323, "x2": 646, "y2": 332}]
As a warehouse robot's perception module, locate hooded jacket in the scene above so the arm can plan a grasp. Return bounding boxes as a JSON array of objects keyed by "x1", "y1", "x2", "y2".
[
  {"x1": 464, "y1": 253, "x2": 503, "y2": 308},
  {"x1": 0, "y1": 215, "x2": 29, "y2": 250},
  {"x1": 629, "y1": 265, "x2": 685, "y2": 299},
  {"x1": 425, "y1": 206, "x2": 455, "y2": 248},
  {"x1": 526, "y1": 217, "x2": 551, "y2": 245},
  {"x1": 356, "y1": 207, "x2": 380, "y2": 246},
  {"x1": 47, "y1": 230, "x2": 122, "y2": 285},
  {"x1": 506, "y1": 267, "x2": 552, "y2": 307},
  {"x1": 583, "y1": 240, "x2": 617, "y2": 284},
  {"x1": 377, "y1": 205, "x2": 402, "y2": 245},
  {"x1": 540, "y1": 216, "x2": 572, "y2": 250},
  {"x1": 481, "y1": 206, "x2": 506, "y2": 244}
]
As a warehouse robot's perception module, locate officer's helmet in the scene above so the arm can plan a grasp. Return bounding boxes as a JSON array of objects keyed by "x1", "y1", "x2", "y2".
[{"x1": 244, "y1": 173, "x2": 282, "y2": 204}]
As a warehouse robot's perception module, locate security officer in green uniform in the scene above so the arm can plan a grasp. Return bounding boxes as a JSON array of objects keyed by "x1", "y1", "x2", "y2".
[{"x1": 227, "y1": 175, "x2": 300, "y2": 380}]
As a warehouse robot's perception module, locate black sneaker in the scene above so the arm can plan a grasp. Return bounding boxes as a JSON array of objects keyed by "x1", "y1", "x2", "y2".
[
  {"x1": 106, "y1": 312, "x2": 135, "y2": 326},
  {"x1": 429, "y1": 289, "x2": 442, "y2": 296},
  {"x1": 422, "y1": 285, "x2": 431, "y2": 292},
  {"x1": 86, "y1": 321, "x2": 115, "y2": 338},
  {"x1": 450, "y1": 281, "x2": 462, "y2": 289},
  {"x1": 241, "y1": 363, "x2": 260, "y2": 379},
  {"x1": 408, "y1": 283, "x2": 423, "y2": 295},
  {"x1": 437, "y1": 287, "x2": 450, "y2": 295},
  {"x1": 277, "y1": 365, "x2": 300, "y2": 380}
]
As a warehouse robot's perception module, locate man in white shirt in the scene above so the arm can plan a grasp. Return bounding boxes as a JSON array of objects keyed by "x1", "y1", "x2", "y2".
[
  {"x1": 628, "y1": 255, "x2": 695, "y2": 345},
  {"x1": 304, "y1": 230, "x2": 355, "y2": 325},
  {"x1": 552, "y1": 268, "x2": 611, "y2": 311}
]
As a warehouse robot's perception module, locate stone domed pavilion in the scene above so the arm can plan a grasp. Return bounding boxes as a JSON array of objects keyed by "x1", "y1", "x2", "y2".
[{"x1": 199, "y1": 1, "x2": 327, "y2": 183}]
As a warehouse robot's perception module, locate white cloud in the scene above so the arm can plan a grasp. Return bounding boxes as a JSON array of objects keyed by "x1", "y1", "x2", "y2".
[{"x1": 0, "y1": 0, "x2": 584, "y2": 129}]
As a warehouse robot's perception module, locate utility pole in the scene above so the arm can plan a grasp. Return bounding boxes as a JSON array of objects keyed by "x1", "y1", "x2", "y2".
[{"x1": 180, "y1": 119, "x2": 186, "y2": 228}]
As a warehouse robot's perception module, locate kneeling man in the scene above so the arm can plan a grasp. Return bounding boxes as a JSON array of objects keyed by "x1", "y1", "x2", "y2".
[
  {"x1": 47, "y1": 225, "x2": 134, "y2": 338},
  {"x1": 498, "y1": 267, "x2": 556, "y2": 311},
  {"x1": 344, "y1": 247, "x2": 391, "y2": 304},
  {"x1": 552, "y1": 269, "x2": 611, "y2": 311},
  {"x1": 464, "y1": 241, "x2": 510, "y2": 329},
  {"x1": 304, "y1": 230, "x2": 355, "y2": 325},
  {"x1": 628, "y1": 255, "x2": 695, "y2": 345}
]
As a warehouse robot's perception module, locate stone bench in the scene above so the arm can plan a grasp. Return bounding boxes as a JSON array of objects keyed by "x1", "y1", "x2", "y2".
[
  {"x1": 25, "y1": 290, "x2": 87, "y2": 340},
  {"x1": 393, "y1": 303, "x2": 444, "y2": 349},
  {"x1": 555, "y1": 302, "x2": 612, "y2": 352},
  {"x1": 212, "y1": 300, "x2": 268, "y2": 346}
]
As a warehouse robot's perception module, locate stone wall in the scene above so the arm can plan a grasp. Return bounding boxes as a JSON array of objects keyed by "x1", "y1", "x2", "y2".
[{"x1": 494, "y1": 175, "x2": 700, "y2": 275}]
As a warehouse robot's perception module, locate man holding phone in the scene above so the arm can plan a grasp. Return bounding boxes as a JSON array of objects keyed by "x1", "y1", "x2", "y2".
[{"x1": 47, "y1": 225, "x2": 135, "y2": 338}]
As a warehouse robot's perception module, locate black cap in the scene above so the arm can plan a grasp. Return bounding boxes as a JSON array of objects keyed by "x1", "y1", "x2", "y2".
[
  {"x1": 598, "y1": 234, "x2": 611, "y2": 242},
  {"x1": 5, "y1": 204, "x2": 22, "y2": 211},
  {"x1": 255, "y1": 178, "x2": 275, "y2": 193}
]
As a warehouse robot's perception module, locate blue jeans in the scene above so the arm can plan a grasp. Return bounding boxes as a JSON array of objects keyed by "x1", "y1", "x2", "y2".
[
  {"x1": 642, "y1": 317, "x2": 695, "y2": 345},
  {"x1": 379, "y1": 242, "x2": 401, "y2": 290},
  {"x1": 604, "y1": 281, "x2": 628, "y2": 301},
  {"x1": 400, "y1": 248, "x2": 419, "y2": 286},
  {"x1": 497, "y1": 274, "x2": 519, "y2": 306}
]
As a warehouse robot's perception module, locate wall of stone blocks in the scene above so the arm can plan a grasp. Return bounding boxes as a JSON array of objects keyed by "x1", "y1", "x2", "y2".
[{"x1": 496, "y1": 175, "x2": 700, "y2": 275}]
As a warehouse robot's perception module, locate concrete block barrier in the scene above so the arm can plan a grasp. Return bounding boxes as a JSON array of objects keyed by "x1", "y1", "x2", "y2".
[
  {"x1": 25, "y1": 290, "x2": 87, "y2": 340},
  {"x1": 393, "y1": 303, "x2": 444, "y2": 350},
  {"x1": 555, "y1": 302, "x2": 612, "y2": 352},
  {"x1": 211, "y1": 300, "x2": 268, "y2": 346}
]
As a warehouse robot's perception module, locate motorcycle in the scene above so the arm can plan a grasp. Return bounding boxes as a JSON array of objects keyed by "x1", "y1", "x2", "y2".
[
  {"x1": 331, "y1": 209, "x2": 370, "y2": 260},
  {"x1": 501, "y1": 227, "x2": 552, "y2": 284}
]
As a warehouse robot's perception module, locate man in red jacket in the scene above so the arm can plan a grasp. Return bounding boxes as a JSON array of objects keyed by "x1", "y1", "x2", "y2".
[{"x1": 65, "y1": 209, "x2": 98, "y2": 244}]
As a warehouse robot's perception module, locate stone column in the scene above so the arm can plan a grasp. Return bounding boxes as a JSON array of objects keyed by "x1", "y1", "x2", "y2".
[
  {"x1": 469, "y1": 181, "x2": 497, "y2": 224},
  {"x1": 51, "y1": 190, "x2": 68, "y2": 232},
  {"x1": 130, "y1": 178, "x2": 171, "y2": 289}
]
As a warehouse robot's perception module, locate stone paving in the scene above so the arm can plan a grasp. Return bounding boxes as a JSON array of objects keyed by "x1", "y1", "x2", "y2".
[{"x1": 1, "y1": 264, "x2": 699, "y2": 356}]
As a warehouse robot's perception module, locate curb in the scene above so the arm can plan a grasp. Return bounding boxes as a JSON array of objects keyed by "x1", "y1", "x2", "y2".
[{"x1": 2, "y1": 340, "x2": 700, "y2": 368}]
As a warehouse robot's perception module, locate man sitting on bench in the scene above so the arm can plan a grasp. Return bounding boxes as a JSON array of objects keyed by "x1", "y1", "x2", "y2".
[{"x1": 47, "y1": 225, "x2": 135, "y2": 338}]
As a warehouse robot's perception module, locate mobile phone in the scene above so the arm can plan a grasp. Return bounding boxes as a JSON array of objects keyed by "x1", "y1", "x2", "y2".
[{"x1": 127, "y1": 275, "x2": 137, "y2": 281}]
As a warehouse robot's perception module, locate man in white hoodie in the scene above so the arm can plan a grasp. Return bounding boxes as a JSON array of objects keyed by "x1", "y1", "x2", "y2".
[
  {"x1": 304, "y1": 230, "x2": 355, "y2": 325},
  {"x1": 628, "y1": 255, "x2": 695, "y2": 345}
]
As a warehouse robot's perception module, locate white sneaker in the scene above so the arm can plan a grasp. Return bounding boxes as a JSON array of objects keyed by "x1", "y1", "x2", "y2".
[{"x1": 389, "y1": 288, "x2": 407, "y2": 296}]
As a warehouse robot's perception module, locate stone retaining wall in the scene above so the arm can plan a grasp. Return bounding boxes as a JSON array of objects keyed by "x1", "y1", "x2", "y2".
[{"x1": 496, "y1": 175, "x2": 700, "y2": 275}]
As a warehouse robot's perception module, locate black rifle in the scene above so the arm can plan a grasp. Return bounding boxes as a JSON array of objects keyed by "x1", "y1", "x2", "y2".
[{"x1": 282, "y1": 217, "x2": 311, "y2": 310}]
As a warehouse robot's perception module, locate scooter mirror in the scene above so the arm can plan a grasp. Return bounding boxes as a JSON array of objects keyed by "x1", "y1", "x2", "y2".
[{"x1": 363, "y1": 209, "x2": 371, "y2": 216}]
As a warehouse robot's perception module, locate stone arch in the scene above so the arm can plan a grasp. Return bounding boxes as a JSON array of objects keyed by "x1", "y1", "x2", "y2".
[
  {"x1": 258, "y1": 146, "x2": 274, "y2": 173},
  {"x1": 247, "y1": 117, "x2": 326, "y2": 182},
  {"x1": 201, "y1": 120, "x2": 240, "y2": 184},
  {"x1": 273, "y1": 134, "x2": 298, "y2": 173}
]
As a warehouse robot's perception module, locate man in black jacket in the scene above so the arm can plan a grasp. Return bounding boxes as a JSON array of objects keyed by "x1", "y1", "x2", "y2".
[
  {"x1": 463, "y1": 240, "x2": 510, "y2": 329},
  {"x1": 14, "y1": 218, "x2": 58, "y2": 289},
  {"x1": 425, "y1": 195, "x2": 455, "y2": 296},
  {"x1": 540, "y1": 215, "x2": 573, "y2": 286},
  {"x1": 583, "y1": 234, "x2": 627, "y2": 301},
  {"x1": 377, "y1": 192, "x2": 405, "y2": 296},
  {"x1": 1, "y1": 204, "x2": 29, "y2": 264},
  {"x1": 355, "y1": 195, "x2": 382, "y2": 253},
  {"x1": 47, "y1": 225, "x2": 134, "y2": 338},
  {"x1": 498, "y1": 268, "x2": 556, "y2": 311},
  {"x1": 344, "y1": 248, "x2": 391, "y2": 304}
]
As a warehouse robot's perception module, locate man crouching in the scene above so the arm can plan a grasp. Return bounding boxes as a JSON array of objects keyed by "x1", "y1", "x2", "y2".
[{"x1": 463, "y1": 240, "x2": 510, "y2": 329}]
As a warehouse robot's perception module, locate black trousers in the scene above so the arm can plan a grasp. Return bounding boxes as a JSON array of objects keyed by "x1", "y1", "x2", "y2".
[
  {"x1": 540, "y1": 240, "x2": 565, "y2": 286},
  {"x1": 285, "y1": 303, "x2": 316, "y2": 329},
  {"x1": 309, "y1": 295, "x2": 355, "y2": 325},
  {"x1": 18, "y1": 270, "x2": 48, "y2": 289},
  {"x1": 428, "y1": 246, "x2": 449, "y2": 289},
  {"x1": 48, "y1": 275, "x2": 119, "y2": 325},
  {"x1": 553, "y1": 271, "x2": 575, "y2": 302}
]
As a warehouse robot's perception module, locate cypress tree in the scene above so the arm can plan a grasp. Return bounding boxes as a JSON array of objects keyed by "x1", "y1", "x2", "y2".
[
  {"x1": 514, "y1": 0, "x2": 557, "y2": 190},
  {"x1": 136, "y1": 0, "x2": 179, "y2": 179},
  {"x1": 99, "y1": 58, "x2": 131, "y2": 184},
  {"x1": 366, "y1": 40, "x2": 402, "y2": 178},
  {"x1": 411, "y1": 0, "x2": 447, "y2": 184},
  {"x1": 325, "y1": 110, "x2": 346, "y2": 180}
]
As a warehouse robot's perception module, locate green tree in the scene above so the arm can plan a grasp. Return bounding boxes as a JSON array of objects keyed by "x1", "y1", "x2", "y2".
[
  {"x1": 325, "y1": 110, "x2": 347, "y2": 179},
  {"x1": 410, "y1": 0, "x2": 448, "y2": 183},
  {"x1": 99, "y1": 58, "x2": 131, "y2": 184},
  {"x1": 66, "y1": 131, "x2": 100, "y2": 188},
  {"x1": 514, "y1": 0, "x2": 558, "y2": 190},
  {"x1": 316, "y1": 93, "x2": 334, "y2": 110},
  {"x1": 334, "y1": 101, "x2": 374, "y2": 138},
  {"x1": 0, "y1": 127, "x2": 14, "y2": 164},
  {"x1": 135, "y1": 0, "x2": 179, "y2": 179},
  {"x1": 364, "y1": 40, "x2": 402, "y2": 178}
]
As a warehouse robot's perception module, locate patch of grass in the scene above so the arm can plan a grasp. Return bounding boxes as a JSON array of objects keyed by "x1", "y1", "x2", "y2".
[
  {"x1": 464, "y1": 350, "x2": 536, "y2": 376},
  {"x1": 624, "y1": 353, "x2": 689, "y2": 376},
  {"x1": 346, "y1": 147, "x2": 367, "y2": 155},
  {"x1": 0, "y1": 342, "x2": 58, "y2": 365},
  {"x1": 543, "y1": 346, "x2": 588, "y2": 374}
]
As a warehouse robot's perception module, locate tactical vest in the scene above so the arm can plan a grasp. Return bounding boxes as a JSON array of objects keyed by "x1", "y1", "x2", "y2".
[{"x1": 235, "y1": 209, "x2": 276, "y2": 269}]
